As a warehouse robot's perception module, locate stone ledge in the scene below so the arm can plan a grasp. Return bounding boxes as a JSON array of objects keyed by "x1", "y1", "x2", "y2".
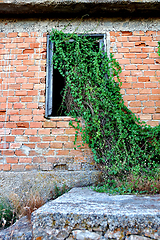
[
  {"x1": 32, "y1": 187, "x2": 160, "y2": 239},
  {"x1": 1, "y1": 0, "x2": 160, "y2": 17},
  {"x1": 0, "y1": 171, "x2": 100, "y2": 199}
]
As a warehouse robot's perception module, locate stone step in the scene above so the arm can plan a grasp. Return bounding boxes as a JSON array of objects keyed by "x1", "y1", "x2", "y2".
[
  {"x1": 0, "y1": 171, "x2": 100, "y2": 200},
  {"x1": 32, "y1": 187, "x2": 160, "y2": 240}
]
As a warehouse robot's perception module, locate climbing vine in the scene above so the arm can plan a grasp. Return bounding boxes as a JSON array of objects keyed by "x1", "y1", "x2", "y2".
[{"x1": 50, "y1": 29, "x2": 160, "y2": 193}]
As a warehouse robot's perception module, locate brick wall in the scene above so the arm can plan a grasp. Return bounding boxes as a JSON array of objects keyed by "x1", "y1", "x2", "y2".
[
  {"x1": 110, "y1": 31, "x2": 160, "y2": 126},
  {"x1": 0, "y1": 29, "x2": 160, "y2": 171}
]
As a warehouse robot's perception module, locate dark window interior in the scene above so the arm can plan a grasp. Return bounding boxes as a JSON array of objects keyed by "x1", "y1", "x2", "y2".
[{"x1": 52, "y1": 68, "x2": 65, "y2": 116}]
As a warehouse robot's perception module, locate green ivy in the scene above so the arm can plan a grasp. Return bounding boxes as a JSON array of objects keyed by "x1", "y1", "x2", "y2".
[{"x1": 49, "y1": 29, "x2": 160, "y2": 192}]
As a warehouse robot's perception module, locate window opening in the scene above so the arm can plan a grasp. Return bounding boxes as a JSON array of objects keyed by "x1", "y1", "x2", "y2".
[{"x1": 45, "y1": 33, "x2": 106, "y2": 118}]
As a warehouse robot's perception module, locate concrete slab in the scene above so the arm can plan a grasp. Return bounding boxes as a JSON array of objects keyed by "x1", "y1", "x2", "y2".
[
  {"x1": 32, "y1": 187, "x2": 160, "y2": 239},
  {"x1": 1, "y1": 0, "x2": 160, "y2": 17}
]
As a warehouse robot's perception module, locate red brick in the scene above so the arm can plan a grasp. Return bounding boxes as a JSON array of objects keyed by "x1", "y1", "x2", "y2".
[
  {"x1": 113, "y1": 53, "x2": 123, "y2": 59},
  {"x1": 57, "y1": 150, "x2": 69, "y2": 156},
  {"x1": 143, "y1": 108, "x2": 155, "y2": 113},
  {"x1": 70, "y1": 135, "x2": 82, "y2": 142},
  {"x1": 20, "y1": 115, "x2": 32, "y2": 121},
  {"x1": 30, "y1": 43, "x2": 40, "y2": 48},
  {"x1": 28, "y1": 90, "x2": 38, "y2": 96},
  {"x1": 23, "y1": 60, "x2": 34, "y2": 65},
  {"x1": 16, "y1": 78, "x2": 28, "y2": 83},
  {"x1": 17, "y1": 54, "x2": 28, "y2": 60},
  {"x1": 29, "y1": 136, "x2": 41, "y2": 142},
  {"x1": 136, "y1": 95, "x2": 148, "y2": 101},
  {"x1": 38, "y1": 129, "x2": 50, "y2": 135},
  {"x1": 8, "y1": 97, "x2": 20, "y2": 102},
  {"x1": 145, "y1": 83, "x2": 157, "y2": 88},
  {"x1": 42, "y1": 136, "x2": 55, "y2": 141},
  {"x1": 21, "y1": 97, "x2": 33, "y2": 102},
  {"x1": 123, "y1": 95, "x2": 135, "y2": 101},
  {"x1": 124, "y1": 53, "x2": 135, "y2": 58},
  {"x1": 137, "y1": 65, "x2": 148, "y2": 70},
  {"x1": 15, "y1": 150, "x2": 27, "y2": 156},
  {"x1": 149, "y1": 95, "x2": 160, "y2": 100},
  {"x1": 3, "y1": 164, "x2": 11, "y2": 171},
  {"x1": 150, "y1": 64, "x2": 160, "y2": 70},
  {"x1": 33, "y1": 115, "x2": 44, "y2": 121},
  {"x1": 135, "y1": 42, "x2": 145, "y2": 47},
  {"x1": 16, "y1": 136, "x2": 28, "y2": 142},
  {"x1": 26, "y1": 103, "x2": 38, "y2": 109},
  {"x1": 21, "y1": 84, "x2": 33, "y2": 90},
  {"x1": 130, "y1": 48, "x2": 142, "y2": 53},
  {"x1": 33, "y1": 157, "x2": 45, "y2": 163},
  {"x1": 23, "y1": 49, "x2": 34, "y2": 54},
  {"x1": 12, "y1": 165, "x2": 25, "y2": 171},
  {"x1": 20, "y1": 109, "x2": 32, "y2": 115},
  {"x1": 50, "y1": 142, "x2": 63, "y2": 149},
  {"x1": 14, "y1": 103, "x2": 25, "y2": 109},
  {"x1": 118, "y1": 48, "x2": 129, "y2": 53},
  {"x1": 10, "y1": 143, "x2": 22, "y2": 149},
  {"x1": 143, "y1": 101, "x2": 155, "y2": 107},
  {"x1": 3, "y1": 136, "x2": 15, "y2": 142},
  {"x1": 13, "y1": 38, "x2": 23, "y2": 43},
  {"x1": 16, "y1": 91, "x2": 27, "y2": 96},
  {"x1": 156, "y1": 107, "x2": 160, "y2": 113},
  {"x1": 1, "y1": 150, "x2": 14, "y2": 156},
  {"x1": 138, "y1": 77, "x2": 150, "y2": 82},
  {"x1": 43, "y1": 122, "x2": 56, "y2": 128},
  {"x1": 129, "y1": 101, "x2": 141, "y2": 107},
  {"x1": 52, "y1": 129, "x2": 65, "y2": 135},
  {"x1": 17, "y1": 43, "x2": 29, "y2": 48},
  {"x1": 16, "y1": 122, "x2": 29, "y2": 128},
  {"x1": 0, "y1": 33, "x2": 5, "y2": 37},
  {"x1": 44, "y1": 150, "x2": 55, "y2": 156},
  {"x1": 126, "y1": 89, "x2": 138, "y2": 94},
  {"x1": 69, "y1": 150, "x2": 83, "y2": 156},
  {"x1": 7, "y1": 32, "x2": 18, "y2": 37},
  {"x1": 152, "y1": 89, "x2": 160, "y2": 94},
  {"x1": 139, "y1": 89, "x2": 151, "y2": 94},
  {"x1": 64, "y1": 142, "x2": 74, "y2": 149},
  {"x1": 130, "y1": 108, "x2": 141, "y2": 113},
  {"x1": 121, "y1": 83, "x2": 132, "y2": 88},
  {"x1": 153, "y1": 114, "x2": 160, "y2": 120},
  {"x1": 32, "y1": 32, "x2": 39, "y2": 37},
  {"x1": 25, "y1": 165, "x2": 39, "y2": 170},
  {"x1": 139, "y1": 114, "x2": 151, "y2": 120},
  {"x1": 19, "y1": 158, "x2": 32, "y2": 163},
  {"x1": 0, "y1": 142, "x2": 9, "y2": 149},
  {"x1": 5, "y1": 122, "x2": 16, "y2": 128},
  {"x1": 147, "y1": 121, "x2": 159, "y2": 126},
  {"x1": 10, "y1": 116, "x2": 20, "y2": 121},
  {"x1": 128, "y1": 36, "x2": 140, "y2": 41},
  {"x1": 30, "y1": 122, "x2": 42, "y2": 128},
  {"x1": 18, "y1": 32, "x2": 29, "y2": 37},
  {"x1": 24, "y1": 143, "x2": 35, "y2": 148},
  {"x1": 142, "y1": 48, "x2": 154, "y2": 53},
  {"x1": 6, "y1": 157, "x2": 18, "y2": 163},
  {"x1": 25, "y1": 129, "x2": 37, "y2": 135},
  {"x1": 37, "y1": 143, "x2": 49, "y2": 148},
  {"x1": 12, "y1": 129, "x2": 24, "y2": 135}
]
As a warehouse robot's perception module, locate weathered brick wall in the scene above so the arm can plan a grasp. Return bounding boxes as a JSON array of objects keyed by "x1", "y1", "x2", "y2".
[
  {"x1": 110, "y1": 30, "x2": 160, "y2": 126},
  {"x1": 0, "y1": 21, "x2": 160, "y2": 172}
]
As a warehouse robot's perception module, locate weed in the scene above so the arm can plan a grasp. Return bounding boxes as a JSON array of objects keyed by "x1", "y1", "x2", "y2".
[{"x1": 0, "y1": 198, "x2": 16, "y2": 229}]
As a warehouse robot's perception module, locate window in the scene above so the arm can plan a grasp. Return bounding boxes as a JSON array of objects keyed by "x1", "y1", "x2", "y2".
[{"x1": 45, "y1": 34, "x2": 106, "y2": 118}]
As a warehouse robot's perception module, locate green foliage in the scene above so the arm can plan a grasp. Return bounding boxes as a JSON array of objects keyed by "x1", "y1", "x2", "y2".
[
  {"x1": 49, "y1": 29, "x2": 160, "y2": 194},
  {"x1": 0, "y1": 199, "x2": 16, "y2": 229}
]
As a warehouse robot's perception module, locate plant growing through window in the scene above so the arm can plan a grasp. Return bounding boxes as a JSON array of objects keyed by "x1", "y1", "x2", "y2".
[{"x1": 46, "y1": 29, "x2": 160, "y2": 194}]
